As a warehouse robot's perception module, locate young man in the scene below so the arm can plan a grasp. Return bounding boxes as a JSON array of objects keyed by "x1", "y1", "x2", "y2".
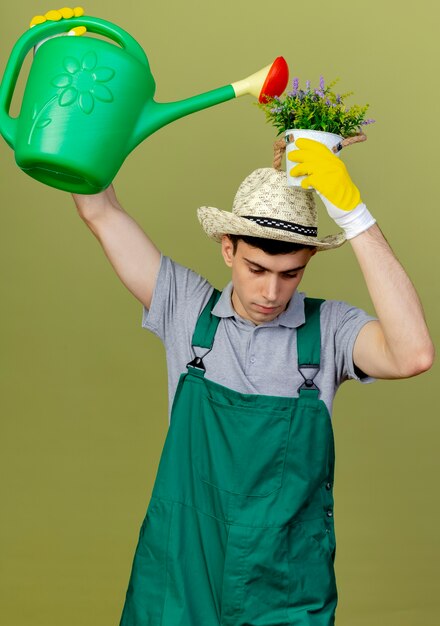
[
  {"x1": 72, "y1": 142, "x2": 433, "y2": 625},
  {"x1": 13, "y1": 6, "x2": 432, "y2": 624}
]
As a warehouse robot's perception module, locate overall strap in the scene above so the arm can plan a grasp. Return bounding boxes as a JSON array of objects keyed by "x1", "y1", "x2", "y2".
[
  {"x1": 297, "y1": 297, "x2": 324, "y2": 398},
  {"x1": 191, "y1": 288, "x2": 222, "y2": 349},
  {"x1": 187, "y1": 288, "x2": 222, "y2": 372}
]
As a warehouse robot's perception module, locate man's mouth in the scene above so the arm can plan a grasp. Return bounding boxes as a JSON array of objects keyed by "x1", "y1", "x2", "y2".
[{"x1": 254, "y1": 304, "x2": 279, "y2": 314}]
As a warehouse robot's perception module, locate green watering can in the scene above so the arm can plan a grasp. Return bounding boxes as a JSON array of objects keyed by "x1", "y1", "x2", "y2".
[{"x1": 0, "y1": 16, "x2": 288, "y2": 193}]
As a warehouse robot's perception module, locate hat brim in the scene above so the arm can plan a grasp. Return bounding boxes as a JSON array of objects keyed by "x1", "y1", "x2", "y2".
[{"x1": 197, "y1": 206, "x2": 346, "y2": 251}]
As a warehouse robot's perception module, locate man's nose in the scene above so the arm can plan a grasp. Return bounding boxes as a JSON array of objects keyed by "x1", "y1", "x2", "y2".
[{"x1": 262, "y1": 275, "x2": 279, "y2": 302}]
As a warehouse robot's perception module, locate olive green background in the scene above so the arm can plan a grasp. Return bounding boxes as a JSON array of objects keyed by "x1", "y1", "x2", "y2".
[{"x1": 0, "y1": 1, "x2": 439, "y2": 624}]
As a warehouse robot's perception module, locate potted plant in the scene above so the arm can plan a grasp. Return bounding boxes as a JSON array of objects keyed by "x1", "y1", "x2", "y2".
[{"x1": 259, "y1": 76, "x2": 375, "y2": 185}]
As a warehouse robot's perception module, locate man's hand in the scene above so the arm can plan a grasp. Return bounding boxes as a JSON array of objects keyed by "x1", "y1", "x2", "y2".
[
  {"x1": 30, "y1": 7, "x2": 86, "y2": 37},
  {"x1": 288, "y1": 138, "x2": 376, "y2": 239},
  {"x1": 72, "y1": 184, "x2": 119, "y2": 223}
]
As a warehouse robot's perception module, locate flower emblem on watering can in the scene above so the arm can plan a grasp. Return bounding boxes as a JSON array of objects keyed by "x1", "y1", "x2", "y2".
[
  {"x1": 53, "y1": 51, "x2": 115, "y2": 112},
  {"x1": 29, "y1": 50, "x2": 115, "y2": 143}
]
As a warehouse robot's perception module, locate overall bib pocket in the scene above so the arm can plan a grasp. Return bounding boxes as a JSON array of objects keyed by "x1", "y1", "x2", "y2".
[{"x1": 193, "y1": 395, "x2": 292, "y2": 497}]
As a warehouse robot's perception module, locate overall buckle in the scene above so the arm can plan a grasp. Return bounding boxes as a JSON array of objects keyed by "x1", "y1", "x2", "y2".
[{"x1": 298, "y1": 364, "x2": 320, "y2": 393}]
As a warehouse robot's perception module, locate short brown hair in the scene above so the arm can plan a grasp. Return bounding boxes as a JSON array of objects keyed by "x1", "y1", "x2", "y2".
[{"x1": 227, "y1": 234, "x2": 316, "y2": 256}]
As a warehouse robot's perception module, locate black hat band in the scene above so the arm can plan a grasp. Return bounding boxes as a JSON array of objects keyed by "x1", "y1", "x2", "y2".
[{"x1": 243, "y1": 216, "x2": 317, "y2": 237}]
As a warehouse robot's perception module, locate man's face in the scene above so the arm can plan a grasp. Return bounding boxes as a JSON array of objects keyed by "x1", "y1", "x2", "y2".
[{"x1": 221, "y1": 236, "x2": 316, "y2": 325}]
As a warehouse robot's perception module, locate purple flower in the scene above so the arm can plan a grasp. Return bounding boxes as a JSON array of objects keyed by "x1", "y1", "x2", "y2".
[
  {"x1": 315, "y1": 88, "x2": 325, "y2": 98},
  {"x1": 287, "y1": 77, "x2": 300, "y2": 98},
  {"x1": 336, "y1": 94, "x2": 341, "y2": 103},
  {"x1": 361, "y1": 118, "x2": 376, "y2": 125},
  {"x1": 320, "y1": 75, "x2": 325, "y2": 91},
  {"x1": 305, "y1": 80, "x2": 311, "y2": 92}
]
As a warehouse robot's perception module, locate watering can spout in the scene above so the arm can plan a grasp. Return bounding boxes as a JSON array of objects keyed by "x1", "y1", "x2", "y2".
[
  {"x1": 130, "y1": 57, "x2": 289, "y2": 152},
  {"x1": 130, "y1": 85, "x2": 235, "y2": 151}
]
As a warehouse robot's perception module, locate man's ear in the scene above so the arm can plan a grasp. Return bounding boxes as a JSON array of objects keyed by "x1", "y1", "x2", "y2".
[{"x1": 221, "y1": 235, "x2": 234, "y2": 268}]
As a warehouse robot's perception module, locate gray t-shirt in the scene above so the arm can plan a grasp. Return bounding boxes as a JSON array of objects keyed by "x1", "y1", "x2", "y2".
[{"x1": 143, "y1": 255, "x2": 375, "y2": 421}]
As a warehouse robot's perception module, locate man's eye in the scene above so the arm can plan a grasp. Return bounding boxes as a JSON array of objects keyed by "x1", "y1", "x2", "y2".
[
  {"x1": 283, "y1": 273, "x2": 298, "y2": 279},
  {"x1": 249, "y1": 267, "x2": 263, "y2": 274}
]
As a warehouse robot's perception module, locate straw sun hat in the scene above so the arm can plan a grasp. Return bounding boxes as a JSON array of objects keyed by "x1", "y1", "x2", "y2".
[{"x1": 197, "y1": 167, "x2": 346, "y2": 251}]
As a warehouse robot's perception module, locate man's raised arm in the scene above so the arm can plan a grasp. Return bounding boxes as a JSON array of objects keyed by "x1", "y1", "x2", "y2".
[
  {"x1": 288, "y1": 138, "x2": 434, "y2": 379},
  {"x1": 73, "y1": 186, "x2": 161, "y2": 310},
  {"x1": 349, "y1": 225, "x2": 434, "y2": 379}
]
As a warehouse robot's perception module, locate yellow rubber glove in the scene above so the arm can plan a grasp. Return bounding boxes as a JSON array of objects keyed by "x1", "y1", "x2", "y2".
[
  {"x1": 288, "y1": 138, "x2": 376, "y2": 239},
  {"x1": 30, "y1": 7, "x2": 86, "y2": 37},
  {"x1": 288, "y1": 138, "x2": 361, "y2": 211}
]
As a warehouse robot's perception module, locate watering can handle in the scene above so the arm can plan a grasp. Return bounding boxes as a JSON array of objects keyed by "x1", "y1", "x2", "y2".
[{"x1": 0, "y1": 16, "x2": 149, "y2": 148}]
